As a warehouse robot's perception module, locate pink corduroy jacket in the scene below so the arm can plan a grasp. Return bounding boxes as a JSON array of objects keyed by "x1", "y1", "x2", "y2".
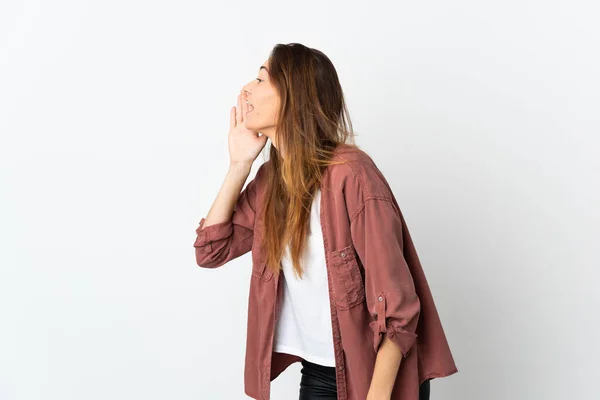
[{"x1": 193, "y1": 143, "x2": 458, "y2": 400}]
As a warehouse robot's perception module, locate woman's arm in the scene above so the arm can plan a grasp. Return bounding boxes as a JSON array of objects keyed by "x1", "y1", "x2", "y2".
[
  {"x1": 195, "y1": 88, "x2": 269, "y2": 268},
  {"x1": 201, "y1": 162, "x2": 252, "y2": 228},
  {"x1": 367, "y1": 335, "x2": 403, "y2": 399},
  {"x1": 194, "y1": 162, "x2": 266, "y2": 268},
  {"x1": 350, "y1": 197, "x2": 421, "y2": 398}
]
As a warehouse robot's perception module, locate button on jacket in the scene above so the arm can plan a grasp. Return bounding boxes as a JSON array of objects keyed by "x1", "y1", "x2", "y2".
[{"x1": 193, "y1": 144, "x2": 458, "y2": 400}]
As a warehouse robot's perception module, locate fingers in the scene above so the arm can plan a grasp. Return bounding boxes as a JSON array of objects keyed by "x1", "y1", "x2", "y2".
[
  {"x1": 236, "y1": 92, "x2": 243, "y2": 125},
  {"x1": 230, "y1": 106, "x2": 236, "y2": 130}
]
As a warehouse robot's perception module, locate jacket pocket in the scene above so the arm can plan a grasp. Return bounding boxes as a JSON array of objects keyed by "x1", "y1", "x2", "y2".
[
  {"x1": 329, "y1": 243, "x2": 365, "y2": 309},
  {"x1": 251, "y1": 261, "x2": 274, "y2": 282}
]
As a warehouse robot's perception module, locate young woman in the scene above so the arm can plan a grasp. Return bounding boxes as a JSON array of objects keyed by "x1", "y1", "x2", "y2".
[{"x1": 194, "y1": 43, "x2": 458, "y2": 400}]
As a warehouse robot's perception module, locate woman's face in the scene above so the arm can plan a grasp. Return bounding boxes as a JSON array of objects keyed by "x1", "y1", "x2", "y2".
[{"x1": 242, "y1": 59, "x2": 280, "y2": 144}]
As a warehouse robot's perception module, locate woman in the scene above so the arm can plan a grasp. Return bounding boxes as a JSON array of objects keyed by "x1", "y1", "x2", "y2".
[{"x1": 194, "y1": 43, "x2": 458, "y2": 400}]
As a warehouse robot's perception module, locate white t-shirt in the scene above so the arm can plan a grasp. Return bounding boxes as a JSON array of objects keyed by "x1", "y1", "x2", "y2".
[{"x1": 273, "y1": 188, "x2": 336, "y2": 367}]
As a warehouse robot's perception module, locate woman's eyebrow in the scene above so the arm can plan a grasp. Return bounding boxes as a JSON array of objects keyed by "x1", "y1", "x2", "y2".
[{"x1": 259, "y1": 66, "x2": 269, "y2": 73}]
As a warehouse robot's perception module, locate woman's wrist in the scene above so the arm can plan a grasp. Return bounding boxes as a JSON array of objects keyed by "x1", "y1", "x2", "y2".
[{"x1": 228, "y1": 161, "x2": 252, "y2": 176}]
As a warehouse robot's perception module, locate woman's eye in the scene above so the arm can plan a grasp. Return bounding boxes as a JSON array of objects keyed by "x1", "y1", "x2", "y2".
[{"x1": 255, "y1": 78, "x2": 263, "y2": 83}]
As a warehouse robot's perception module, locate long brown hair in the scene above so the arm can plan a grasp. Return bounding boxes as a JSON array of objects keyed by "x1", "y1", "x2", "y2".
[{"x1": 261, "y1": 43, "x2": 359, "y2": 278}]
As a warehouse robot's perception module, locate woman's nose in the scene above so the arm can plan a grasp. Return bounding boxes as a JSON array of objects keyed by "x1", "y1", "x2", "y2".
[{"x1": 243, "y1": 80, "x2": 254, "y2": 92}]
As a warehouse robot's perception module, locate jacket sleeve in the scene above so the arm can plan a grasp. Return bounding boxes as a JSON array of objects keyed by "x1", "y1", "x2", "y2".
[
  {"x1": 350, "y1": 197, "x2": 421, "y2": 358},
  {"x1": 193, "y1": 163, "x2": 265, "y2": 269}
]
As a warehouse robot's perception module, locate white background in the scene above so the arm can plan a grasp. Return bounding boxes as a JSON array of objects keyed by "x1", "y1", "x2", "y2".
[{"x1": 1, "y1": 0, "x2": 598, "y2": 399}]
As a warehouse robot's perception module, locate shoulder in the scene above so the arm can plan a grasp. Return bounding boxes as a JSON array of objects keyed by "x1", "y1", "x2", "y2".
[
  {"x1": 324, "y1": 144, "x2": 398, "y2": 220},
  {"x1": 328, "y1": 143, "x2": 396, "y2": 201}
]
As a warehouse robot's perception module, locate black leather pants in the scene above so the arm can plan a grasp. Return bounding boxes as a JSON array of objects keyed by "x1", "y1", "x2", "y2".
[{"x1": 298, "y1": 359, "x2": 431, "y2": 400}]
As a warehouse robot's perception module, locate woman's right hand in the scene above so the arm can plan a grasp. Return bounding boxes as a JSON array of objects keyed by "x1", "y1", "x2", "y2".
[{"x1": 228, "y1": 90, "x2": 268, "y2": 168}]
